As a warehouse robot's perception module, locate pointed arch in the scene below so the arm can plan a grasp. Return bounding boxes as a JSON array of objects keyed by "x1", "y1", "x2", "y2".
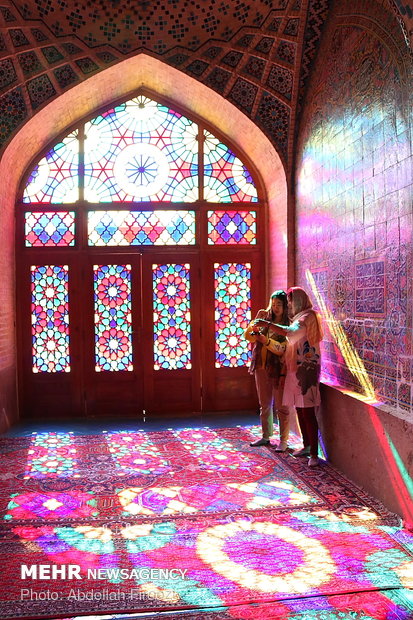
[{"x1": 0, "y1": 54, "x2": 287, "y2": 425}]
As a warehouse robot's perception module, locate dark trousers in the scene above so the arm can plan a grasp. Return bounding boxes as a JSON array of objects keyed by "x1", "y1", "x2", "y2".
[{"x1": 296, "y1": 407, "x2": 319, "y2": 456}]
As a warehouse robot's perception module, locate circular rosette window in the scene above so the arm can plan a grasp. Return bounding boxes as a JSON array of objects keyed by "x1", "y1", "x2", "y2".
[{"x1": 113, "y1": 143, "x2": 170, "y2": 198}]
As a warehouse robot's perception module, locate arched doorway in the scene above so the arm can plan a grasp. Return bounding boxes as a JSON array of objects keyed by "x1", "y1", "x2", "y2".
[{"x1": 16, "y1": 92, "x2": 266, "y2": 419}]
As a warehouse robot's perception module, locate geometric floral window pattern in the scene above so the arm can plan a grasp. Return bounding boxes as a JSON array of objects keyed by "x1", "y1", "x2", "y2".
[
  {"x1": 23, "y1": 95, "x2": 258, "y2": 209},
  {"x1": 204, "y1": 131, "x2": 258, "y2": 203},
  {"x1": 25, "y1": 212, "x2": 76, "y2": 247},
  {"x1": 23, "y1": 132, "x2": 80, "y2": 204},
  {"x1": 88, "y1": 210, "x2": 195, "y2": 246},
  {"x1": 22, "y1": 95, "x2": 261, "y2": 375},
  {"x1": 31, "y1": 265, "x2": 70, "y2": 373},
  {"x1": 207, "y1": 211, "x2": 256, "y2": 245},
  {"x1": 214, "y1": 263, "x2": 252, "y2": 368},
  {"x1": 94, "y1": 265, "x2": 133, "y2": 372},
  {"x1": 83, "y1": 97, "x2": 199, "y2": 203},
  {"x1": 152, "y1": 264, "x2": 191, "y2": 370}
]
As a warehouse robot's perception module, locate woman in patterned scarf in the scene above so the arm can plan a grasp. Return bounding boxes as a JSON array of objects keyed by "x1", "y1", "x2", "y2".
[{"x1": 254, "y1": 286, "x2": 323, "y2": 467}]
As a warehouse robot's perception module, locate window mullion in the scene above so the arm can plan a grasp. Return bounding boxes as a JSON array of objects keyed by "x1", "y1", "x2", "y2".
[
  {"x1": 78, "y1": 124, "x2": 85, "y2": 203},
  {"x1": 198, "y1": 123, "x2": 204, "y2": 202}
]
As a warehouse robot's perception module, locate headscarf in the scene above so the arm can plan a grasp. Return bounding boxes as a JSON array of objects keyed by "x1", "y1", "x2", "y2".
[{"x1": 287, "y1": 287, "x2": 323, "y2": 345}]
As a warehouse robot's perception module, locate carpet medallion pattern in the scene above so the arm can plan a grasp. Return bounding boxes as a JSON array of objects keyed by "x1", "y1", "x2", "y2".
[{"x1": 0, "y1": 425, "x2": 412, "y2": 619}]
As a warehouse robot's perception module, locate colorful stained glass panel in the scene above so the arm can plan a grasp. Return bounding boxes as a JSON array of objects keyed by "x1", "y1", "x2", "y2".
[
  {"x1": 94, "y1": 265, "x2": 133, "y2": 372},
  {"x1": 25, "y1": 212, "x2": 75, "y2": 247},
  {"x1": 31, "y1": 265, "x2": 70, "y2": 373},
  {"x1": 204, "y1": 130, "x2": 258, "y2": 203},
  {"x1": 23, "y1": 132, "x2": 79, "y2": 204},
  {"x1": 88, "y1": 210, "x2": 195, "y2": 246},
  {"x1": 152, "y1": 263, "x2": 191, "y2": 370},
  {"x1": 214, "y1": 262, "x2": 251, "y2": 367},
  {"x1": 208, "y1": 210, "x2": 256, "y2": 244},
  {"x1": 84, "y1": 96, "x2": 199, "y2": 202}
]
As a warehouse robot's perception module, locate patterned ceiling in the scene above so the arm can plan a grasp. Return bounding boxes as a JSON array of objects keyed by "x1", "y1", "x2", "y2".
[
  {"x1": 9, "y1": 0, "x2": 307, "y2": 54},
  {"x1": 0, "y1": 0, "x2": 410, "y2": 164}
]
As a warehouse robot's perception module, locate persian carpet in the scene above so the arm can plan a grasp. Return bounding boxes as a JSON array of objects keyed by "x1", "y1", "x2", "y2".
[
  {"x1": 61, "y1": 588, "x2": 413, "y2": 619},
  {"x1": 0, "y1": 425, "x2": 412, "y2": 619}
]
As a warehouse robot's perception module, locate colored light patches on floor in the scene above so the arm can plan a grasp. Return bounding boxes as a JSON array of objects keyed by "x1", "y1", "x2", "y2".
[
  {"x1": 1, "y1": 426, "x2": 398, "y2": 527},
  {"x1": 4, "y1": 491, "x2": 98, "y2": 521},
  {"x1": 1, "y1": 425, "x2": 388, "y2": 526},
  {"x1": 9, "y1": 524, "x2": 119, "y2": 581},
  {"x1": 117, "y1": 478, "x2": 318, "y2": 518},
  {"x1": 0, "y1": 426, "x2": 413, "y2": 619},
  {"x1": 172, "y1": 427, "x2": 259, "y2": 472},
  {"x1": 197, "y1": 520, "x2": 336, "y2": 594},
  {"x1": 23, "y1": 432, "x2": 78, "y2": 478},
  {"x1": 226, "y1": 481, "x2": 316, "y2": 511},
  {"x1": 118, "y1": 486, "x2": 194, "y2": 516},
  {"x1": 103, "y1": 430, "x2": 172, "y2": 475},
  {"x1": 119, "y1": 514, "x2": 412, "y2": 604}
]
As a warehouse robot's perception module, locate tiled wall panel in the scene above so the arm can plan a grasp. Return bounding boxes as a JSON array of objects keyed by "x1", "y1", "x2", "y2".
[{"x1": 296, "y1": 4, "x2": 413, "y2": 420}]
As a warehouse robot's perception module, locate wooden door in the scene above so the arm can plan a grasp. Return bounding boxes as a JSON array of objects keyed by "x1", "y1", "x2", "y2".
[
  {"x1": 17, "y1": 250, "x2": 204, "y2": 418},
  {"x1": 17, "y1": 252, "x2": 84, "y2": 419},
  {"x1": 201, "y1": 251, "x2": 260, "y2": 412},
  {"x1": 83, "y1": 254, "x2": 144, "y2": 417},
  {"x1": 140, "y1": 253, "x2": 202, "y2": 414},
  {"x1": 17, "y1": 245, "x2": 259, "y2": 419}
]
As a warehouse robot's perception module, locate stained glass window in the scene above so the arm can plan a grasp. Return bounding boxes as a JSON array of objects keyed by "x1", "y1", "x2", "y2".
[
  {"x1": 88, "y1": 210, "x2": 195, "y2": 246},
  {"x1": 22, "y1": 97, "x2": 260, "y2": 211},
  {"x1": 25, "y1": 212, "x2": 75, "y2": 247},
  {"x1": 23, "y1": 132, "x2": 79, "y2": 204},
  {"x1": 21, "y1": 95, "x2": 262, "y2": 385},
  {"x1": 94, "y1": 265, "x2": 133, "y2": 372},
  {"x1": 31, "y1": 265, "x2": 70, "y2": 373},
  {"x1": 214, "y1": 263, "x2": 251, "y2": 367},
  {"x1": 208, "y1": 210, "x2": 256, "y2": 244},
  {"x1": 204, "y1": 131, "x2": 258, "y2": 203},
  {"x1": 83, "y1": 96, "x2": 199, "y2": 202},
  {"x1": 152, "y1": 264, "x2": 191, "y2": 370}
]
